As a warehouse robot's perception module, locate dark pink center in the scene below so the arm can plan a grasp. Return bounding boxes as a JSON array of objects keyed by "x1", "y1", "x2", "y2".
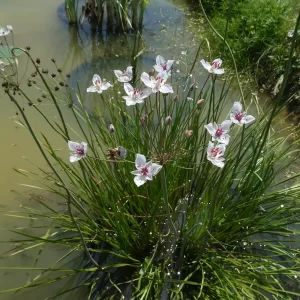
[
  {"x1": 210, "y1": 148, "x2": 222, "y2": 157},
  {"x1": 95, "y1": 80, "x2": 101, "y2": 86},
  {"x1": 133, "y1": 88, "x2": 140, "y2": 96},
  {"x1": 235, "y1": 113, "x2": 244, "y2": 121},
  {"x1": 216, "y1": 128, "x2": 223, "y2": 136},
  {"x1": 162, "y1": 64, "x2": 167, "y2": 71},
  {"x1": 211, "y1": 61, "x2": 220, "y2": 68},
  {"x1": 76, "y1": 147, "x2": 84, "y2": 155},
  {"x1": 141, "y1": 167, "x2": 149, "y2": 176},
  {"x1": 121, "y1": 72, "x2": 128, "y2": 77}
]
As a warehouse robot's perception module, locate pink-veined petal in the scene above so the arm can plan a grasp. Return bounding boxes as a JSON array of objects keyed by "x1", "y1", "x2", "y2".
[
  {"x1": 131, "y1": 170, "x2": 141, "y2": 175},
  {"x1": 218, "y1": 143, "x2": 226, "y2": 154},
  {"x1": 134, "y1": 175, "x2": 147, "y2": 187},
  {"x1": 154, "y1": 65, "x2": 163, "y2": 73},
  {"x1": 212, "y1": 58, "x2": 222, "y2": 67},
  {"x1": 135, "y1": 154, "x2": 146, "y2": 168}
]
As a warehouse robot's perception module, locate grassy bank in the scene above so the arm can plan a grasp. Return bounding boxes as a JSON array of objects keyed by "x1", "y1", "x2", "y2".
[{"x1": 192, "y1": 0, "x2": 300, "y2": 117}]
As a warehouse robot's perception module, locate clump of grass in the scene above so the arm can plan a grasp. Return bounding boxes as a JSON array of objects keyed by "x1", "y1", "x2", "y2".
[{"x1": 0, "y1": 20, "x2": 300, "y2": 299}]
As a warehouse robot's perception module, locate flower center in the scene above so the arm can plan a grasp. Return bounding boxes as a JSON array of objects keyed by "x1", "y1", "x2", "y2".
[
  {"x1": 211, "y1": 61, "x2": 220, "y2": 69},
  {"x1": 216, "y1": 128, "x2": 223, "y2": 136},
  {"x1": 141, "y1": 167, "x2": 149, "y2": 176},
  {"x1": 95, "y1": 80, "x2": 101, "y2": 86},
  {"x1": 76, "y1": 147, "x2": 84, "y2": 155},
  {"x1": 235, "y1": 113, "x2": 244, "y2": 121},
  {"x1": 162, "y1": 64, "x2": 167, "y2": 71},
  {"x1": 210, "y1": 147, "x2": 221, "y2": 157}
]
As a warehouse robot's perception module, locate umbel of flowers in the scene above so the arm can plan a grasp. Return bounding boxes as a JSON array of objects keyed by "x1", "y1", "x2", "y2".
[{"x1": 72, "y1": 55, "x2": 255, "y2": 185}]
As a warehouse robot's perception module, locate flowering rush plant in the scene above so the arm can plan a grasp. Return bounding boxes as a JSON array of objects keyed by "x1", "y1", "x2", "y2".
[{"x1": 4, "y1": 35, "x2": 299, "y2": 300}]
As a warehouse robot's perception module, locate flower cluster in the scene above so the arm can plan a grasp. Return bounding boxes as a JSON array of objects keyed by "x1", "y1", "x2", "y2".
[
  {"x1": 205, "y1": 102, "x2": 255, "y2": 168},
  {"x1": 0, "y1": 25, "x2": 13, "y2": 37}
]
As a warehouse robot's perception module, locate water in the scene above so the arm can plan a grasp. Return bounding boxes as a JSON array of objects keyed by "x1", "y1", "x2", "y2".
[{"x1": 0, "y1": 0, "x2": 295, "y2": 299}]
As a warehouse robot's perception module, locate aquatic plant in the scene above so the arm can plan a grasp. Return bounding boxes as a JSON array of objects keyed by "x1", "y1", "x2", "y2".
[
  {"x1": 65, "y1": 0, "x2": 148, "y2": 32},
  {"x1": 0, "y1": 19, "x2": 300, "y2": 299}
]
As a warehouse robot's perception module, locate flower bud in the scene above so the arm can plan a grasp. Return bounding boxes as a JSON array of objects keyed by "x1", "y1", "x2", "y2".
[
  {"x1": 197, "y1": 99, "x2": 205, "y2": 107},
  {"x1": 109, "y1": 124, "x2": 115, "y2": 133},
  {"x1": 174, "y1": 95, "x2": 179, "y2": 101},
  {"x1": 165, "y1": 116, "x2": 172, "y2": 125},
  {"x1": 185, "y1": 130, "x2": 193, "y2": 137}
]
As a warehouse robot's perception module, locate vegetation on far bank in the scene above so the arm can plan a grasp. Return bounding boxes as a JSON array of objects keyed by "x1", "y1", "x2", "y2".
[{"x1": 190, "y1": 0, "x2": 300, "y2": 116}]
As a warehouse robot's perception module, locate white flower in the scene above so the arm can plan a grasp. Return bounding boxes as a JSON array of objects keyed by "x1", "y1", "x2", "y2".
[
  {"x1": 68, "y1": 141, "x2": 88, "y2": 163},
  {"x1": 7, "y1": 25, "x2": 13, "y2": 32},
  {"x1": 87, "y1": 74, "x2": 112, "y2": 93},
  {"x1": 122, "y1": 83, "x2": 152, "y2": 106},
  {"x1": 140, "y1": 71, "x2": 173, "y2": 94},
  {"x1": 154, "y1": 55, "x2": 174, "y2": 74},
  {"x1": 0, "y1": 26, "x2": 10, "y2": 37},
  {"x1": 113, "y1": 66, "x2": 133, "y2": 83},
  {"x1": 200, "y1": 58, "x2": 224, "y2": 75},
  {"x1": 131, "y1": 154, "x2": 162, "y2": 187},
  {"x1": 230, "y1": 102, "x2": 255, "y2": 125},
  {"x1": 204, "y1": 120, "x2": 231, "y2": 145},
  {"x1": 0, "y1": 60, "x2": 5, "y2": 71},
  {"x1": 207, "y1": 141, "x2": 226, "y2": 168}
]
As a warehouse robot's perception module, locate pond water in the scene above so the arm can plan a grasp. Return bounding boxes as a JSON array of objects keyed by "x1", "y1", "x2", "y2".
[{"x1": 0, "y1": 0, "x2": 294, "y2": 299}]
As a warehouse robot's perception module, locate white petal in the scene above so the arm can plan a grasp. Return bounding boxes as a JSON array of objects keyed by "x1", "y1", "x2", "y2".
[
  {"x1": 243, "y1": 115, "x2": 255, "y2": 124},
  {"x1": 124, "y1": 83, "x2": 134, "y2": 96},
  {"x1": 232, "y1": 102, "x2": 243, "y2": 114},
  {"x1": 204, "y1": 123, "x2": 216, "y2": 136},
  {"x1": 213, "y1": 68, "x2": 225, "y2": 75},
  {"x1": 113, "y1": 70, "x2": 123, "y2": 78},
  {"x1": 135, "y1": 154, "x2": 146, "y2": 168},
  {"x1": 200, "y1": 59, "x2": 211, "y2": 71},
  {"x1": 87, "y1": 86, "x2": 97, "y2": 93},
  {"x1": 139, "y1": 87, "x2": 152, "y2": 99},
  {"x1": 70, "y1": 154, "x2": 82, "y2": 163},
  {"x1": 131, "y1": 170, "x2": 141, "y2": 175},
  {"x1": 216, "y1": 134, "x2": 230, "y2": 145},
  {"x1": 166, "y1": 60, "x2": 174, "y2": 71},
  {"x1": 68, "y1": 141, "x2": 80, "y2": 151},
  {"x1": 207, "y1": 141, "x2": 214, "y2": 155},
  {"x1": 159, "y1": 84, "x2": 173, "y2": 94},
  {"x1": 218, "y1": 143, "x2": 226, "y2": 154},
  {"x1": 141, "y1": 72, "x2": 153, "y2": 88},
  {"x1": 220, "y1": 120, "x2": 232, "y2": 131},
  {"x1": 126, "y1": 66, "x2": 133, "y2": 74},
  {"x1": 211, "y1": 159, "x2": 225, "y2": 168},
  {"x1": 154, "y1": 65, "x2": 163, "y2": 73},
  {"x1": 123, "y1": 96, "x2": 136, "y2": 106},
  {"x1": 156, "y1": 55, "x2": 166, "y2": 66},
  {"x1": 92, "y1": 74, "x2": 101, "y2": 86},
  {"x1": 150, "y1": 163, "x2": 162, "y2": 176},
  {"x1": 101, "y1": 82, "x2": 112, "y2": 91},
  {"x1": 134, "y1": 175, "x2": 147, "y2": 187}
]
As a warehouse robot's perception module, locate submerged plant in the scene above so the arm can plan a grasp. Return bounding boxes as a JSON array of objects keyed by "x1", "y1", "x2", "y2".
[{"x1": 0, "y1": 21, "x2": 300, "y2": 300}]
